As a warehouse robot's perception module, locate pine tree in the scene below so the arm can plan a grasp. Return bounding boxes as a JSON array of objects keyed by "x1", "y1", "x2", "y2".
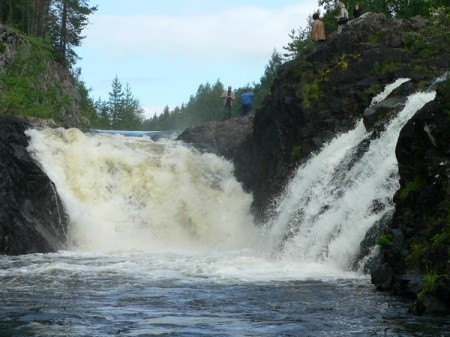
[
  {"x1": 108, "y1": 76, "x2": 124, "y2": 129},
  {"x1": 49, "y1": 0, "x2": 97, "y2": 67},
  {"x1": 120, "y1": 83, "x2": 144, "y2": 130}
]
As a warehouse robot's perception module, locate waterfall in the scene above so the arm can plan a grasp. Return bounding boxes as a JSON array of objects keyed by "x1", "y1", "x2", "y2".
[
  {"x1": 26, "y1": 79, "x2": 437, "y2": 276},
  {"x1": 26, "y1": 129, "x2": 259, "y2": 253},
  {"x1": 265, "y1": 80, "x2": 436, "y2": 271}
]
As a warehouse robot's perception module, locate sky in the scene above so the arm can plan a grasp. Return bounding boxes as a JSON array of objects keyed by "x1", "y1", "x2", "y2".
[{"x1": 75, "y1": 1, "x2": 321, "y2": 118}]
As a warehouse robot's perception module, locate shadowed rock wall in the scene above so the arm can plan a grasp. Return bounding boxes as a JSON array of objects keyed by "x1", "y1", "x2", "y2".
[{"x1": 0, "y1": 116, "x2": 68, "y2": 255}]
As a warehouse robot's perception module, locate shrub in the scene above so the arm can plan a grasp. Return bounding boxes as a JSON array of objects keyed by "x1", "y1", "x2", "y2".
[
  {"x1": 399, "y1": 175, "x2": 425, "y2": 199},
  {"x1": 377, "y1": 233, "x2": 393, "y2": 247},
  {"x1": 418, "y1": 272, "x2": 440, "y2": 299},
  {"x1": 291, "y1": 145, "x2": 304, "y2": 161}
]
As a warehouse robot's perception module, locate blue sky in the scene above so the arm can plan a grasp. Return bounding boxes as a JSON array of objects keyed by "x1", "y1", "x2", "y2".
[{"x1": 75, "y1": 1, "x2": 321, "y2": 118}]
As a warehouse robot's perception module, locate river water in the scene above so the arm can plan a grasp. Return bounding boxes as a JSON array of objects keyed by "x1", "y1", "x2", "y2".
[
  {"x1": 1, "y1": 251, "x2": 449, "y2": 337},
  {"x1": 1, "y1": 80, "x2": 449, "y2": 336}
]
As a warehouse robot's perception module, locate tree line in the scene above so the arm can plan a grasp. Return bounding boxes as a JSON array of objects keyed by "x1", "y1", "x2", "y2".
[
  {"x1": 142, "y1": 0, "x2": 450, "y2": 131},
  {"x1": 0, "y1": 0, "x2": 97, "y2": 67},
  {"x1": 1, "y1": 0, "x2": 448, "y2": 131},
  {"x1": 141, "y1": 51, "x2": 283, "y2": 131},
  {"x1": 90, "y1": 76, "x2": 145, "y2": 130}
]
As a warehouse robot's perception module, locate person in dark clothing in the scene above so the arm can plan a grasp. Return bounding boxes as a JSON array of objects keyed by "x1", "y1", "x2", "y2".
[
  {"x1": 353, "y1": 3, "x2": 363, "y2": 18},
  {"x1": 221, "y1": 86, "x2": 235, "y2": 120}
]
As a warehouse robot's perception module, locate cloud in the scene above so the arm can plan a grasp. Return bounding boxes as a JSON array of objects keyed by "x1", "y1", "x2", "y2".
[{"x1": 84, "y1": 3, "x2": 315, "y2": 64}]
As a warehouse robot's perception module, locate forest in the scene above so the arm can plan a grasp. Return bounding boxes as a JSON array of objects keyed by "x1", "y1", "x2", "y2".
[{"x1": 0, "y1": 0, "x2": 448, "y2": 131}]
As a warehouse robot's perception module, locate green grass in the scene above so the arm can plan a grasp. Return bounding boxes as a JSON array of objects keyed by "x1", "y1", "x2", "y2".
[{"x1": 0, "y1": 35, "x2": 69, "y2": 121}]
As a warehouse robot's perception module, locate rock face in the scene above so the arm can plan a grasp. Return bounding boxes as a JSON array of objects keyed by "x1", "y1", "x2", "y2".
[
  {"x1": 371, "y1": 77, "x2": 450, "y2": 314},
  {"x1": 0, "y1": 116, "x2": 68, "y2": 255},
  {"x1": 178, "y1": 112, "x2": 255, "y2": 158},
  {"x1": 0, "y1": 24, "x2": 89, "y2": 129}
]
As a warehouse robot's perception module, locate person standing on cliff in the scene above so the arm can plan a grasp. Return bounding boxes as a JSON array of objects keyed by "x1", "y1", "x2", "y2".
[
  {"x1": 311, "y1": 13, "x2": 326, "y2": 50},
  {"x1": 335, "y1": 2, "x2": 349, "y2": 34},
  {"x1": 240, "y1": 88, "x2": 255, "y2": 116},
  {"x1": 353, "y1": 3, "x2": 363, "y2": 18},
  {"x1": 221, "y1": 86, "x2": 235, "y2": 120}
]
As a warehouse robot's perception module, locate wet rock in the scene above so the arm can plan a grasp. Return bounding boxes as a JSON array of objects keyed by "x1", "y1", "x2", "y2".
[
  {"x1": 373, "y1": 77, "x2": 450, "y2": 314},
  {"x1": 372, "y1": 263, "x2": 394, "y2": 290},
  {"x1": 363, "y1": 96, "x2": 407, "y2": 131},
  {"x1": 0, "y1": 116, "x2": 68, "y2": 255}
]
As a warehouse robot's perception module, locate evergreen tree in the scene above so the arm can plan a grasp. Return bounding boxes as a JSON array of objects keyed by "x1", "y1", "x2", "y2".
[
  {"x1": 71, "y1": 67, "x2": 96, "y2": 121},
  {"x1": 28, "y1": 0, "x2": 52, "y2": 37},
  {"x1": 108, "y1": 76, "x2": 124, "y2": 129},
  {"x1": 283, "y1": 26, "x2": 315, "y2": 61},
  {"x1": 0, "y1": 0, "x2": 96, "y2": 67},
  {"x1": 253, "y1": 50, "x2": 283, "y2": 107},
  {"x1": 119, "y1": 83, "x2": 144, "y2": 130},
  {"x1": 48, "y1": 0, "x2": 97, "y2": 67},
  {"x1": 318, "y1": 0, "x2": 449, "y2": 19},
  {"x1": 94, "y1": 98, "x2": 110, "y2": 129},
  {"x1": 88, "y1": 77, "x2": 145, "y2": 130}
]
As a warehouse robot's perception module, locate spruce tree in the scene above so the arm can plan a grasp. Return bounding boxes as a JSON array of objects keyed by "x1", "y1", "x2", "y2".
[
  {"x1": 49, "y1": 0, "x2": 97, "y2": 67},
  {"x1": 108, "y1": 76, "x2": 124, "y2": 129}
]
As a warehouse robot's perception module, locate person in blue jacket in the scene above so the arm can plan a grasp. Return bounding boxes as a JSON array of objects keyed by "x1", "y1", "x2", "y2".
[{"x1": 240, "y1": 88, "x2": 255, "y2": 115}]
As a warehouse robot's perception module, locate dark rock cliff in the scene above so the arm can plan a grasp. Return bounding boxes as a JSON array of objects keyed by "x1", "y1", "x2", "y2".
[
  {"x1": 0, "y1": 116, "x2": 68, "y2": 255},
  {"x1": 178, "y1": 12, "x2": 450, "y2": 313},
  {"x1": 372, "y1": 77, "x2": 450, "y2": 314}
]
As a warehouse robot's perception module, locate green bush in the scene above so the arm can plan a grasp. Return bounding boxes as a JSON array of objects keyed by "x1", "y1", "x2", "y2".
[
  {"x1": 418, "y1": 272, "x2": 441, "y2": 299},
  {"x1": 399, "y1": 175, "x2": 425, "y2": 199},
  {"x1": 291, "y1": 145, "x2": 304, "y2": 161},
  {"x1": 302, "y1": 78, "x2": 321, "y2": 109},
  {"x1": 377, "y1": 233, "x2": 393, "y2": 247}
]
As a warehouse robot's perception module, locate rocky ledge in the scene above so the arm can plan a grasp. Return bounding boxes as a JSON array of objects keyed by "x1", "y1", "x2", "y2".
[{"x1": 0, "y1": 116, "x2": 68, "y2": 255}]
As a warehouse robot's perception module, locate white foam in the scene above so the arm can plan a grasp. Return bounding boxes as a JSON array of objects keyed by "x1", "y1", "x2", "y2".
[{"x1": 26, "y1": 129, "x2": 258, "y2": 254}]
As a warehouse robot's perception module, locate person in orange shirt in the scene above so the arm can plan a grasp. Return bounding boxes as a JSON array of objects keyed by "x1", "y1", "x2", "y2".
[{"x1": 311, "y1": 13, "x2": 326, "y2": 50}]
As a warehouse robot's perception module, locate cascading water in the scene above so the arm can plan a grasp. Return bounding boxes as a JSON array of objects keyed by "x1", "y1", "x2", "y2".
[
  {"x1": 26, "y1": 129, "x2": 258, "y2": 254},
  {"x1": 25, "y1": 78, "x2": 437, "y2": 276},
  {"x1": 264, "y1": 79, "x2": 436, "y2": 271},
  {"x1": 2, "y1": 80, "x2": 448, "y2": 337}
]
